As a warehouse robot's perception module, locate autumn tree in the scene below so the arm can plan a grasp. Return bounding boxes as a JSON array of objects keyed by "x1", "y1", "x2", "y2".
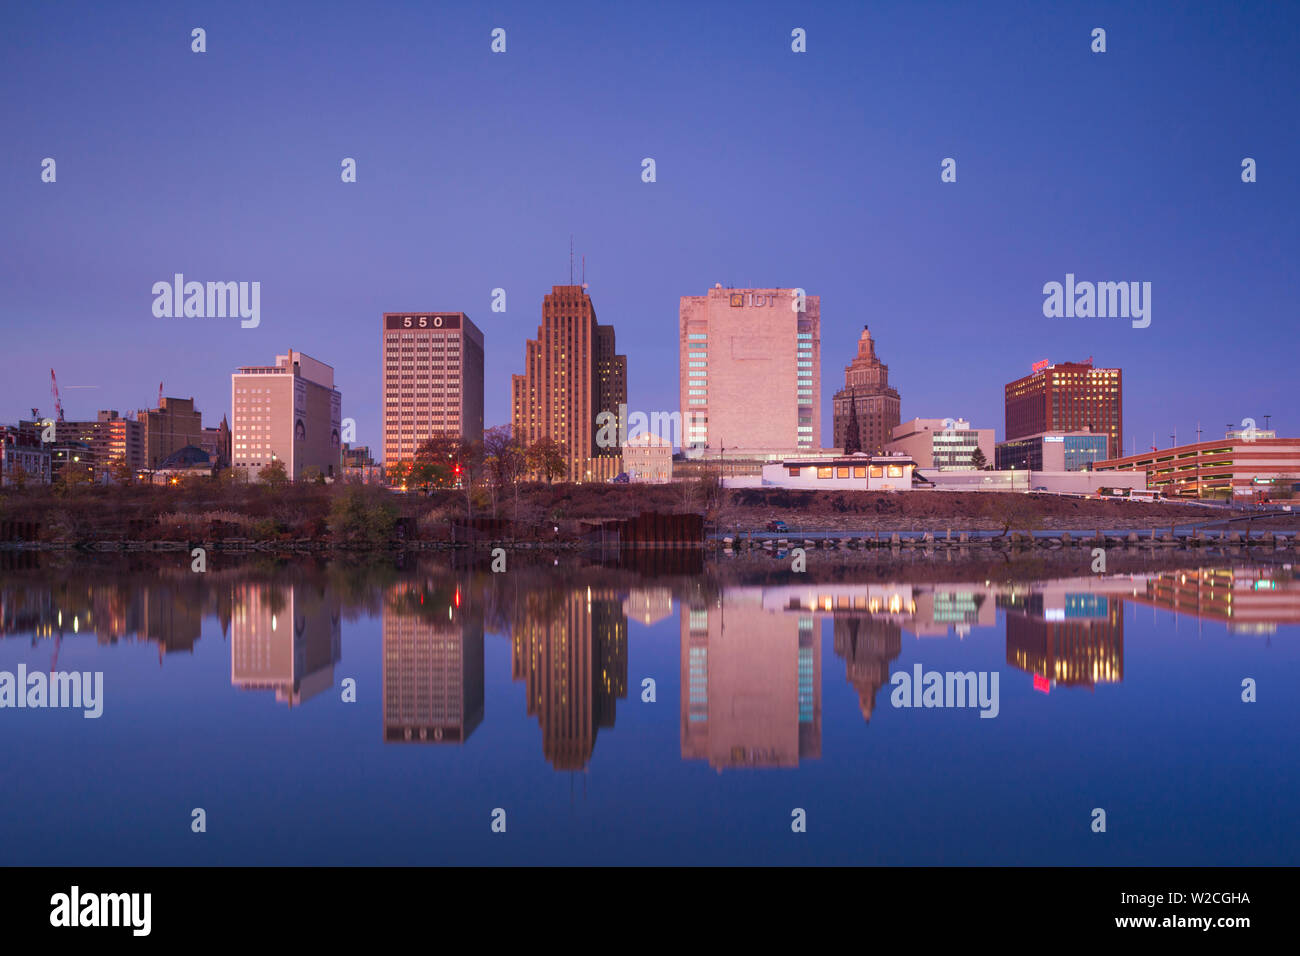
[
  {"x1": 527, "y1": 437, "x2": 568, "y2": 484},
  {"x1": 259, "y1": 458, "x2": 289, "y2": 487}
]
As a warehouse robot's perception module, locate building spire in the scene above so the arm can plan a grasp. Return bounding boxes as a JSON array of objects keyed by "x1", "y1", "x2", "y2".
[{"x1": 843, "y1": 390, "x2": 862, "y2": 454}]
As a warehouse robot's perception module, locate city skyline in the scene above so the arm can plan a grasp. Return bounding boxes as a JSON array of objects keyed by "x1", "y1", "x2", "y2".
[{"x1": 3, "y1": 2, "x2": 1295, "y2": 456}]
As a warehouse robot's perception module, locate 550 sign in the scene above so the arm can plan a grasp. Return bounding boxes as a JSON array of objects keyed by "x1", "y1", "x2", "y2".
[{"x1": 384, "y1": 314, "x2": 462, "y2": 330}]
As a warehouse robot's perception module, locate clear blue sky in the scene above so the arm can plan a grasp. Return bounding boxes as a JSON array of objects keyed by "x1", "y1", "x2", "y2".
[{"x1": 2, "y1": 0, "x2": 1296, "y2": 454}]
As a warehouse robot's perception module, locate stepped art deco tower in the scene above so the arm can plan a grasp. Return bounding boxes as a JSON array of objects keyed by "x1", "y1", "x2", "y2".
[
  {"x1": 511, "y1": 285, "x2": 627, "y2": 482},
  {"x1": 832, "y1": 326, "x2": 901, "y2": 455}
]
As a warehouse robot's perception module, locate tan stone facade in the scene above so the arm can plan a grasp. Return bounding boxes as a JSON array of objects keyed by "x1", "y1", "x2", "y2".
[
  {"x1": 832, "y1": 326, "x2": 900, "y2": 455},
  {"x1": 511, "y1": 285, "x2": 626, "y2": 482}
]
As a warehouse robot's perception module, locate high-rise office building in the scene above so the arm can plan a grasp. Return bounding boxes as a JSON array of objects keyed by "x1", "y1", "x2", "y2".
[
  {"x1": 832, "y1": 326, "x2": 900, "y2": 455},
  {"x1": 381, "y1": 312, "x2": 485, "y2": 466},
  {"x1": 678, "y1": 286, "x2": 820, "y2": 456},
  {"x1": 1004, "y1": 359, "x2": 1122, "y2": 459},
  {"x1": 511, "y1": 285, "x2": 626, "y2": 482},
  {"x1": 231, "y1": 349, "x2": 342, "y2": 481}
]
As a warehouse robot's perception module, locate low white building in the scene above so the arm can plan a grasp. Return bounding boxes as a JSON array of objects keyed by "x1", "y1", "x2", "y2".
[
  {"x1": 622, "y1": 432, "x2": 672, "y2": 483},
  {"x1": 724, "y1": 452, "x2": 1147, "y2": 496},
  {"x1": 923, "y1": 470, "x2": 1146, "y2": 495},
  {"x1": 732, "y1": 453, "x2": 918, "y2": 491}
]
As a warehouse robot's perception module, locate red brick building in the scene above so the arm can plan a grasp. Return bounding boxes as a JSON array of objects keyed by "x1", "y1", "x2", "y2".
[{"x1": 1005, "y1": 359, "x2": 1122, "y2": 458}]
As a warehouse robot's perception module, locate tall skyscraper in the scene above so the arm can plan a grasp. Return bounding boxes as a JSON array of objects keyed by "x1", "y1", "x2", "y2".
[
  {"x1": 231, "y1": 349, "x2": 342, "y2": 481},
  {"x1": 1004, "y1": 359, "x2": 1122, "y2": 458},
  {"x1": 511, "y1": 285, "x2": 626, "y2": 482},
  {"x1": 832, "y1": 326, "x2": 900, "y2": 455},
  {"x1": 678, "y1": 286, "x2": 820, "y2": 456},
  {"x1": 381, "y1": 312, "x2": 485, "y2": 466}
]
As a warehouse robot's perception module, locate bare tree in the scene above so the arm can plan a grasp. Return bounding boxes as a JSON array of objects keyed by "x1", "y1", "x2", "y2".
[{"x1": 483, "y1": 424, "x2": 526, "y2": 519}]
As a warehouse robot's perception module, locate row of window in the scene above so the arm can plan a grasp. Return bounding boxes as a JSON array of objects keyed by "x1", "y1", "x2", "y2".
[{"x1": 792, "y1": 464, "x2": 906, "y2": 479}]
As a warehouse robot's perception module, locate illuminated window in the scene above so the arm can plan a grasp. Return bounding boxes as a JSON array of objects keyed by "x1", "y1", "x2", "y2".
[
  {"x1": 817, "y1": 467, "x2": 832, "y2": 479},
  {"x1": 870, "y1": 466, "x2": 883, "y2": 478}
]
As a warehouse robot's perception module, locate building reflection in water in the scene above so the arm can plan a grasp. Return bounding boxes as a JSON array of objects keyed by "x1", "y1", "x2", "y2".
[
  {"x1": 834, "y1": 617, "x2": 902, "y2": 722},
  {"x1": 0, "y1": 578, "x2": 209, "y2": 666},
  {"x1": 623, "y1": 587, "x2": 674, "y2": 627},
  {"x1": 999, "y1": 587, "x2": 1124, "y2": 691},
  {"x1": 680, "y1": 589, "x2": 821, "y2": 770},
  {"x1": 511, "y1": 587, "x2": 628, "y2": 770},
  {"x1": 141, "y1": 582, "x2": 204, "y2": 661},
  {"x1": 230, "y1": 582, "x2": 341, "y2": 707},
  {"x1": 382, "y1": 579, "x2": 484, "y2": 744},
  {"x1": 1129, "y1": 567, "x2": 1300, "y2": 635},
  {"x1": 752, "y1": 583, "x2": 998, "y2": 727}
]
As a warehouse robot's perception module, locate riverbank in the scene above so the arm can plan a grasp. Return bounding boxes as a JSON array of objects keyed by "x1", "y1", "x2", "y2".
[{"x1": 1, "y1": 480, "x2": 1294, "y2": 548}]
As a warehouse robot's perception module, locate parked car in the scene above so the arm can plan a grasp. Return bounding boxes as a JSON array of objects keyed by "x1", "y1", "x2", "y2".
[
  {"x1": 610, "y1": 472, "x2": 630, "y2": 483},
  {"x1": 767, "y1": 519, "x2": 789, "y2": 532}
]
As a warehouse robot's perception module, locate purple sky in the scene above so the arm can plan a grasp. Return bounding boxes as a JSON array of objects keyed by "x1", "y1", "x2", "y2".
[{"x1": 2, "y1": 0, "x2": 1296, "y2": 454}]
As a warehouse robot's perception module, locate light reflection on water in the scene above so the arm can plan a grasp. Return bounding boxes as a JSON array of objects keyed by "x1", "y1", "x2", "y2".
[{"x1": 1, "y1": 556, "x2": 1297, "y2": 865}]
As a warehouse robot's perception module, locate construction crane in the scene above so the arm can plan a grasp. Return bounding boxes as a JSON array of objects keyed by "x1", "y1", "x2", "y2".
[{"x1": 49, "y1": 369, "x2": 64, "y2": 422}]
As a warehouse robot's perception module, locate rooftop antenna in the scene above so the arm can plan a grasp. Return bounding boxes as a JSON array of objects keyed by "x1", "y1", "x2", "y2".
[
  {"x1": 582, "y1": 255, "x2": 586, "y2": 288},
  {"x1": 569, "y1": 235, "x2": 574, "y2": 285}
]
